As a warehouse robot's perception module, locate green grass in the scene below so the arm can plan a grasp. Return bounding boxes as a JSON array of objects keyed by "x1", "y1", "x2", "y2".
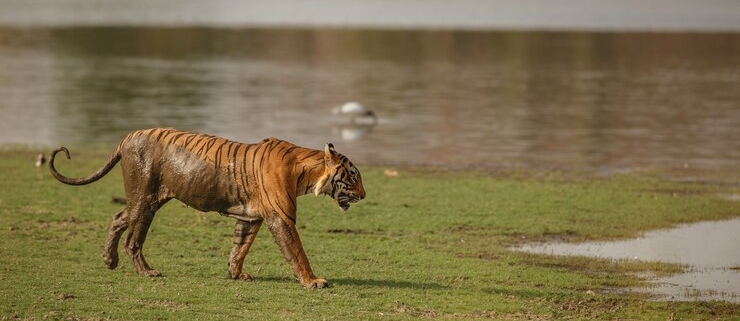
[{"x1": 1, "y1": 147, "x2": 739, "y2": 320}]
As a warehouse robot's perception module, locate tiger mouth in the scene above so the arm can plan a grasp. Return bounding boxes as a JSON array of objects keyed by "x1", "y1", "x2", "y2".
[
  {"x1": 338, "y1": 200, "x2": 350, "y2": 211},
  {"x1": 336, "y1": 195, "x2": 361, "y2": 211}
]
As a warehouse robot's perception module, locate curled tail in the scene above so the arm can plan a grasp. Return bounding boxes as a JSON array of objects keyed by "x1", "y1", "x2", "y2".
[{"x1": 49, "y1": 146, "x2": 121, "y2": 186}]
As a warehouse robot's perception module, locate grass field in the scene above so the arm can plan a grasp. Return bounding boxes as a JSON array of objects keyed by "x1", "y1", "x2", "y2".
[{"x1": 1, "y1": 147, "x2": 739, "y2": 320}]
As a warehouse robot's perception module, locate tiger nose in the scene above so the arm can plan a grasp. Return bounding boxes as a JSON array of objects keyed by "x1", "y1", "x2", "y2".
[{"x1": 357, "y1": 186, "x2": 366, "y2": 200}]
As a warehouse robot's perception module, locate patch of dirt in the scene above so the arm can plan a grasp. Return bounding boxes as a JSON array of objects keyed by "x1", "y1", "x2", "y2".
[
  {"x1": 392, "y1": 303, "x2": 554, "y2": 321},
  {"x1": 552, "y1": 297, "x2": 624, "y2": 317},
  {"x1": 454, "y1": 311, "x2": 552, "y2": 320},
  {"x1": 392, "y1": 303, "x2": 438, "y2": 318},
  {"x1": 326, "y1": 228, "x2": 382, "y2": 235},
  {"x1": 57, "y1": 293, "x2": 76, "y2": 300},
  {"x1": 647, "y1": 188, "x2": 709, "y2": 197}
]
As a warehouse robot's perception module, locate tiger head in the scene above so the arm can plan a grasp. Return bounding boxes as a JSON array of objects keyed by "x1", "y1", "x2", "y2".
[{"x1": 316, "y1": 143, "x2": 366, "y2": 211}]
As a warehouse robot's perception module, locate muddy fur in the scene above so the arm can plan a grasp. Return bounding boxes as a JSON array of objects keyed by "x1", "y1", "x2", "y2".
[{"x1": 49, "y1": 128, "x2": 365, "y2": 288}]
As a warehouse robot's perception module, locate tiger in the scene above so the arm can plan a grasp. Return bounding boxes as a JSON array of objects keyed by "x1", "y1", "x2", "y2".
[{"x1": 48, "y1": 128, "x2": 366, "y2": 289}]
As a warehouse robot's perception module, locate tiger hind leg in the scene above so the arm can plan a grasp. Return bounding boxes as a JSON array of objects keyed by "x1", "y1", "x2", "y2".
[
  {"x1": 103, "y1": 208, "x2": 129, "y2": 269},
  {"x1": 228, "y1": 219, "x2": 263, "y2": 280},
  {"x1": 123, "y1": 198, "x2": 170, "y2": 277}
]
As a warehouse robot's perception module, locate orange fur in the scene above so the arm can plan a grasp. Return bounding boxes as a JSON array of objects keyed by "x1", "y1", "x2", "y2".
[{"x1": 49, "y1": 128, "x2": 365, "y2": 288}]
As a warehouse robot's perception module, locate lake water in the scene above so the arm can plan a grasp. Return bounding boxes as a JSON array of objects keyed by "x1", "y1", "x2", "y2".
[{"x1": 1, "y1": 27, "x2": 739, "y2": 172}]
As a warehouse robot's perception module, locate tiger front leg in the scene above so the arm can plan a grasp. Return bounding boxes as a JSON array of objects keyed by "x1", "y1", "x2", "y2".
[
  {"x1": 228, "y1": 219, "x2": 263, "y2": 280},
  {"x1": 265, "y1": 215, "x2": 329, "y2": 289}
]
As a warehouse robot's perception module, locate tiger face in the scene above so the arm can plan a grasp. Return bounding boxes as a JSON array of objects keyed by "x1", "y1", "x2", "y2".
[{"x1": 324, "y1": 143, "x2": 365, "y2": 211}]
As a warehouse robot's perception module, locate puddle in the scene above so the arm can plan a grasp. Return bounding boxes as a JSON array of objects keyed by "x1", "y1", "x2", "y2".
[{"x1": 516, "y1": 218, "x2": 740, "y2": 302}]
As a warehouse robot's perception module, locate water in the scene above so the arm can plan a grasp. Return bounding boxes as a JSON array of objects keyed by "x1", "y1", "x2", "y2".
[
  {"x1": 517, "y1": 218, "x2": 740, "y2": 302},
  {"x1": 1, "y1": 27, "x2": 739, "y2": 172}
]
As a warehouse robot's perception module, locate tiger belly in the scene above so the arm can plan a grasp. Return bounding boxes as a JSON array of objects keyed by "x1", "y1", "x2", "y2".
[
  {"x1": 159, "y1": 145, "x2": 248, "y2": 215},
  {"x1": 222, "y1": 204, "x2": 262, "y2": 222}
]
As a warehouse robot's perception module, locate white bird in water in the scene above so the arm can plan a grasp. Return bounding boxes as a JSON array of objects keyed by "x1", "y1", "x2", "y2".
[{"x1": 332, "y1": 102, "x2": 378, "y2": 125}]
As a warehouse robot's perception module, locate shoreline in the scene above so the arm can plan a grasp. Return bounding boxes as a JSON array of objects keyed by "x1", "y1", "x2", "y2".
[{"x1": 8, "y1": 144, "x2": 740, "y2": 184}]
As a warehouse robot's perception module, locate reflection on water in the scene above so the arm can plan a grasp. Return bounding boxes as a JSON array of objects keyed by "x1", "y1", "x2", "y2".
[{"x1": 1, "y1": 27, "x2": 739, "y2": 171}]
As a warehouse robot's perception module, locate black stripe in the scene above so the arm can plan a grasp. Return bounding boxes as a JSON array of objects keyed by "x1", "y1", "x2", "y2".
[
  {"x1": 154, "y1": 128, "x2": 172, "y2": 143},
  {"x1": 229, "y1": 143, "x2": 242, "y2": 199},
  {"x1": 258, "y1": 145, "x2": 270, "y2": 198},
  {"x1": 183, "y1": 134, "x2": 198, "y2": 149},
  {"x1": 203, "y1": 138, "x2": 218, "y2": 156},
  {"x1": 240, "y1": 144, "x2": 254, "y2": 199},
  {"x1": 286, "y1": 187, "x2": 296, "y2": 210},
  {"x1": 214, "y1": 144, "x2": 223, "y2": 167},
  {"x1": 250, "y1": 144, "x2": 261, "y2": 178},
  {"x1": 196, "y1": 137, "x2": 215, "y2": 156},
  {"x1": 296, "y1": 171, "x2": 306, "y2": 187},
  {"x1": 298, "y1": 150, "x2": 321, "y2": 162},
  {"x1": 273, "y1": 199, "x2": 291, "y2": 224},
  {"x1": 214, "y1": 142, "x2": 227, "y2": 169},
  {"x1": 167, "y1": 132, "x2": 186, "y2": 145},
  {"x1": 144, "y1": 128, "x2": 159, "y2": 141},
  {"x1": 281, "y1": 146, "x2": 298, "y2": 161},
  {"x1": 191, "y1": 136, "x2": 207, "y2": 154}
]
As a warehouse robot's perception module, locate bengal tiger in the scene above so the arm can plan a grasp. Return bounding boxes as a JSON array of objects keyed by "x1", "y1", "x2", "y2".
[{"x1": 49, "y1": 128, "x2": 365, "y2": 289}]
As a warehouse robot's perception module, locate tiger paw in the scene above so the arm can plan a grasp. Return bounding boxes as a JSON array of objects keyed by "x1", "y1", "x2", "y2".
[
  {"x1": 139, "y1": 269, "x2": 162, "y2": 277},
  {"x1": 103, "y1": 253, "x2": 118, "y2": 269},
  {"x1": 302, "y1": 278, "x2": 330, "y2": 289},
  {"x1": 230, "y1": 272, "x2": 255, "y2": 281}
]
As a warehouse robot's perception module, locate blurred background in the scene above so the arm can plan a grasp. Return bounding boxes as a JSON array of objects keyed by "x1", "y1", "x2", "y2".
[{"x1": 1, "y1": 0, "x2": 739, "y2": 171}]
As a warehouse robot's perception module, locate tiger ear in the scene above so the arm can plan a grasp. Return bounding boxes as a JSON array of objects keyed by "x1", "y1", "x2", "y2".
[{"x1": 324, "y1": 143, "x2": 340, "y2": 166}]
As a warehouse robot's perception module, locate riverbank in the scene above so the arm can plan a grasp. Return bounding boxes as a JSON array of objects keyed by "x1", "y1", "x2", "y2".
[{"x1": 1, "y1": 146, "x2": 739, "y2": 319}]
